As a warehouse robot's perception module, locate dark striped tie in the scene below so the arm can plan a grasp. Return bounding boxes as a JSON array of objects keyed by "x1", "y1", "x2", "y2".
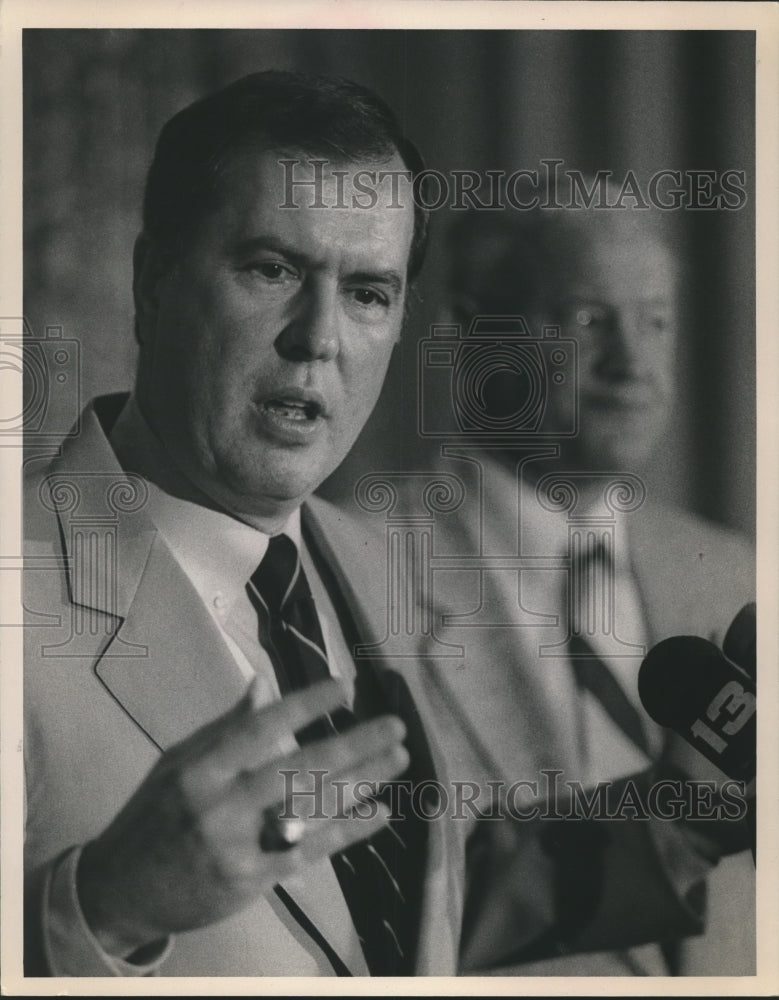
[
  {"x1": 567, "y1": 541, "x2": 649, "y2": 756},
  {"x1": 248, "y1": 533, "x2": 425, "y2": 975}
]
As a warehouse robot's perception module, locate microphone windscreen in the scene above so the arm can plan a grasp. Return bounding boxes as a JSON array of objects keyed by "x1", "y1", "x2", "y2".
[
  {"x1": 638, "y1": 636, "x2": 726, "y2": 729},
  {"x1": 638, "y1": 634, "x2": 756, "y2": 783}
]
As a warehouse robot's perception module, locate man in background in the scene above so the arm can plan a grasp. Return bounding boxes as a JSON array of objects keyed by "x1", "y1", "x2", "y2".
[{"x1": 416, "y1": 194, "x2": 756, "y2": 974}]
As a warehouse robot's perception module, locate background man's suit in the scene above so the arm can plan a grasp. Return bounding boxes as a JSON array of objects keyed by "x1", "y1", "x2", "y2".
[
  {"x1": 400, "y1": 451, "x2": 756, "y2": 976},
  {"x1": 23, "y1": 397, "x2": 463, "y2": 976}
]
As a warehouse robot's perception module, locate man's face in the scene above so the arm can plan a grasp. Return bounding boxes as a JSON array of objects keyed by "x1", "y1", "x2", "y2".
[
  {"x1": 136, "y1": 149, "x2": 414, "y2": 528},
  {"x1": 535, "y1": 227, "x2": 678, "y2": 471}
]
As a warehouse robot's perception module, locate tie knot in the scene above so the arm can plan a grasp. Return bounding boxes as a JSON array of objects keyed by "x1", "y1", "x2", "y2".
[{"x1": 250, "y1": 534, "x2": 303, "y2": 617}]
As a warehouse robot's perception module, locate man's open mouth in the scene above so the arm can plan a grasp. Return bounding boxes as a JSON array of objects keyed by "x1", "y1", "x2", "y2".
[{"x1": 260, "y1": 398, "x2": 322, "y2": 421}]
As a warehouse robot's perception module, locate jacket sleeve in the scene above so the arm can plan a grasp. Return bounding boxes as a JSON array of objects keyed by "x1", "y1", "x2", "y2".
[{"x1": 25, "y1": 846, "x2": 173, "y2": 977}]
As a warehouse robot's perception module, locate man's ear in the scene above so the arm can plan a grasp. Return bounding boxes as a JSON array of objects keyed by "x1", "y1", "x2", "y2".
[{"x1": 133, "y1": 232, "x2": 170, "y2": 346}]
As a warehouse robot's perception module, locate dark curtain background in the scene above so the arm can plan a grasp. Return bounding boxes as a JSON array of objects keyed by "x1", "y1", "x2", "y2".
[{"x1": 23, "y1": 29, "x2": 755, "y2": 538}]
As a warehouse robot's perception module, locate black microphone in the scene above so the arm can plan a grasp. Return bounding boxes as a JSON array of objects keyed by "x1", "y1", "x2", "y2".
[{"x1": 638, "y1": 633, "x2": 755, "y2": 785}]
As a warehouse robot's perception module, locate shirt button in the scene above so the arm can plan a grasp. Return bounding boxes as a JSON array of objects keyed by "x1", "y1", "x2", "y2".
[{"x1": 213, "y1": 593, "x2": 227, "y2": 611}]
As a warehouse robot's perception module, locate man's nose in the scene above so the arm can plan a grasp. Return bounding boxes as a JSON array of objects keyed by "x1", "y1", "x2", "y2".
[
  {"x1": 595, "y1": 308, "x2": 645, "y2": 380},
  {"x1": 274, "y1": 283, "x2": 340, "y2": 363}
]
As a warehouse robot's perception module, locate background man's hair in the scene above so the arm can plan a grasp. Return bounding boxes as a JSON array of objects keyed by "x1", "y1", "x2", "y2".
[{"x1": 142, "y1": 69, "x2": 429, "y2": 280}]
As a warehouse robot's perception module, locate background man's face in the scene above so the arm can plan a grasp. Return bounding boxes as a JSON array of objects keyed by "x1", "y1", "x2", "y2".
[
  {"x1": 535, "y1": 226, "x2": 678, "y2": 472},
  {"x1": 138, "y1": 148, "x2": 414, "y2": 525}
]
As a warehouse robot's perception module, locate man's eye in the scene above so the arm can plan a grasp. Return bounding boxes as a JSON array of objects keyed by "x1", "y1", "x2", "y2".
[
  {"x1": 246, "y1": 261, "x2": 297, "y2": 281},
  {"x1": 351, "y1": 287, "x2": 389, "y2": 308}
]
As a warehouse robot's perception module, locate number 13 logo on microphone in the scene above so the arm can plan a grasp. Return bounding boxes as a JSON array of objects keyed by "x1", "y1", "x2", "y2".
[{"x1": 691, "y1": 680, "x2": 756, "y2": 755}]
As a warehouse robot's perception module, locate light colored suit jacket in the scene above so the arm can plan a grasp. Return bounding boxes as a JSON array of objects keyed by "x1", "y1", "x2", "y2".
[
  {"x1": 377, "y1": 452, "x2": 756, "y2": 976},
  {"x1": 23, "y1": 397, "x2": 463, "y2": 977}
]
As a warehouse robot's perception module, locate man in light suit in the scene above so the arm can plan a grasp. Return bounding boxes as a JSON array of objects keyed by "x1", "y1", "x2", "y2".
[
  {"x1": 412, "y1": 201, "x2": 756, "y2": 975},
  {"x1": 23, "y1": 70, "x2": 464, "y2": 977}
]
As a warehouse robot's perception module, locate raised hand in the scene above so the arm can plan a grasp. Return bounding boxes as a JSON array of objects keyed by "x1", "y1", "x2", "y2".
[{"x1": 76, "y1": 677, "x2": 408, "y2": 958}]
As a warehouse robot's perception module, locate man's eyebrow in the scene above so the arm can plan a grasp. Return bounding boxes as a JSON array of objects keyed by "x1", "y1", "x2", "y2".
[
  {"x1": 230, "y1": 235, "x2": 306, "y2": 263},
  {"x1": 346, "y1": 270, "x2": 404, "y2": 295},
  {"x1": 230, "y1": 237, "x2": 405, "y2": 294}
]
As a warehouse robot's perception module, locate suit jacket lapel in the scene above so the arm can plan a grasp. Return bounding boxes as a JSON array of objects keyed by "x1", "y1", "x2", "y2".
[
  {"x1": 303, "y1": 496, "x2": 462, "y2": 976},
  {"x1": 44, "y1": 399, "x2": 247, "y2": 750},
  {"x1": 96, "y1": 532, "x2": 248, "y2": 750},
  {"x1": 419, "y1": 472, "x2": 582, "y2": 784}
]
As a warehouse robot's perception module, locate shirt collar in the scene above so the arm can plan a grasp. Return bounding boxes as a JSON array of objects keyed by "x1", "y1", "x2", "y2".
[{"x1": 109, "y1": 395, "x2": 301, "y2": 616}]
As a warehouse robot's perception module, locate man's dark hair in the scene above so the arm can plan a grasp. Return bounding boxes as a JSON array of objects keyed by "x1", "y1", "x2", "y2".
[{"x1": 142, "y1": 69, "x2": 429, "y2": 280}]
